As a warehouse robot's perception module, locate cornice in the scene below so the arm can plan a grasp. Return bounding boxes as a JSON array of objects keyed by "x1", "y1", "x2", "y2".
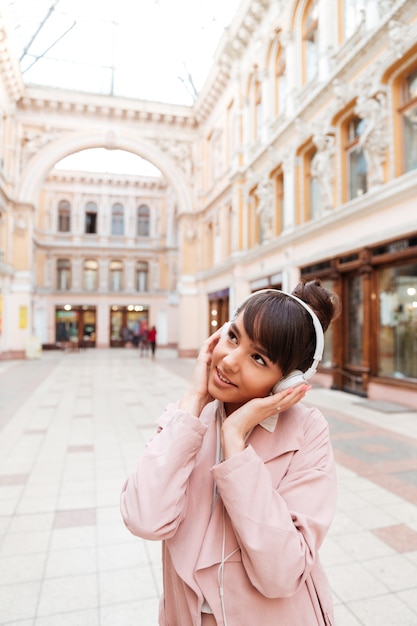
[
  {"x1": 17, "y1": 87, "x2": 198, "y2": 128},
  {"x1": 47, "y1": 170, "x2": 167, "y2": 189},
  {"x1": 195, "y1": 0, "x2": 272, "y2": 123}
]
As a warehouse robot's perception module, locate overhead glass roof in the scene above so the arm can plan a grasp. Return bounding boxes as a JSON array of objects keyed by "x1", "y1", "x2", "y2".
[{"x1": 5, "y1": 0, "x2": 241, "y2": 106}]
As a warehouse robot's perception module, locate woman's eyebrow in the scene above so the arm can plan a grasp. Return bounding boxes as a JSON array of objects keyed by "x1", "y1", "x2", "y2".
[{"x1": 230, "y1": 321, "x2": 241, "y2": 337}]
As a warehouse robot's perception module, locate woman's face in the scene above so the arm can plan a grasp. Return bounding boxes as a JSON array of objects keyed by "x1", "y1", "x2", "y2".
[{"x1": 208, "y1": 312, "x2": 283, "y2": 415}]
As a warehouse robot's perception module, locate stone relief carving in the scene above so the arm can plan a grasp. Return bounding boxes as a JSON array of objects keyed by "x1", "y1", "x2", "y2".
[
  {"x1": 21, "y1": 127, "x2": 62, "y2": 167},
  {"x1": 355, "y1": 89, "x2": 388, "y2": 188},
  {"x1": 156, "y1": 139, "x2": 193, "y2": 180},
  {"x1": 255, "y1": 176, "x2": 274, "y2": 242},
  {"x1": 388, "y1": 20, "x2": 409, "y2": 59},
  {"x1": 311, "y1": 131, "x2": 335, "y2": 212}
]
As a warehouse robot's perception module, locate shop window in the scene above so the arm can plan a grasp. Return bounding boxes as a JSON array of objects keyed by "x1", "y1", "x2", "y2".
[
  {"x1": 110, "y1": 259, "x2": 123, "y2": 291},
  {"x1": 57, "y1": 200, "x2": 71, "y2": 232},
  {"x1": 344, "y1": 116, "x2": 367, "y2": 199},
  {"x1": 377, "y1": 264, "x2": 417, "y2": 380},
  {"x1": 57, "y1": 258, "x2": 71, "y2": 290},
  {"x1": 85, "y1": 202, "x2": 98, "y2": 234},
  {"x1": 137, "y1": 204, "x2": 150, "y2": 236},
  {"x1": 56, "y1": 308, "x2": 78, "y2": 342},
  {"x1": 346, "y1": 274, "x2": 364, "y2": 366},
  {"x1": 303, "y1": 0, "x2": 319, "y2": 84},
  {"x1": 400, "y1": 68, "x2": 417, "y2": 174},
  {"x1": 274, "y1": 45, "x2": 287, "y2": 117},
  {"x1": 111, "y1": 203, "x2": 124, "y2": 235},
  {"x1": 135, "y1": 261, "x2": 148, "y2": 292},
  {"x1": 83, "y1": 259, "x2": 98, "y2": 291}
]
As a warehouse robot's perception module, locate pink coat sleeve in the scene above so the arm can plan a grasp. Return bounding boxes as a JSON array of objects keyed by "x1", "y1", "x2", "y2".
[
  {"x1": 120, "y1": 404, "x2": 208, "y2": 540},
  {"x1": 211, "y1": 408, "x2": 336, "y2": 599}
]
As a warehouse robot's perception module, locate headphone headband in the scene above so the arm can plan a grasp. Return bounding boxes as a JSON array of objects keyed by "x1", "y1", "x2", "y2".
[{"x1": 238, "y1": 288, "x2": 324, "y2": 380}]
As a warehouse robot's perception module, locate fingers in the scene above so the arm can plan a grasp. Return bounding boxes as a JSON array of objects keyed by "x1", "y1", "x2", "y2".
[{"x1": 274, "y1": 383, "x2": 311, "y2": 411}]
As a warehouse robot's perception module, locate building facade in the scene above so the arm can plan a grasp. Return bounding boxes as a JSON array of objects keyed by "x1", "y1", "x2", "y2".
[{"x1": 0, "y1": 0, "x2": 416, "y2": 407}]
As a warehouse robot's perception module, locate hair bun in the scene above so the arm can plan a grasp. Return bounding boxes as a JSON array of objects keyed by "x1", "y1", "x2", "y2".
[{"x1": 292, "y1": 279, "x2": 341, "y2": 333}]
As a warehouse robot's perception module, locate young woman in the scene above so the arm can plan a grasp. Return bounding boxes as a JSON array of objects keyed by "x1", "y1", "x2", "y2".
[{"x1": 121, "y1": 279, "x2": 341, "y2": 626}]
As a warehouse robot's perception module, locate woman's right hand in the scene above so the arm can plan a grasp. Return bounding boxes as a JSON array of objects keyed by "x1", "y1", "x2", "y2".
[{"x1": 178, "y1": 328, "x2": 222, "y2": 416}]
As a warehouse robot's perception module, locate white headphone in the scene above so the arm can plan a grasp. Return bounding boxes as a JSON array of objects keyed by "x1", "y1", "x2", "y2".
[{"x1": 226, "y1": 288, "x2": 324, "y2": 393}]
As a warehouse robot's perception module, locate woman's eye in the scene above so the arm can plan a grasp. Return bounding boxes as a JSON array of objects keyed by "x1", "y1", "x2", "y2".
[
  {"x1": 228, "y1": 329, "x2": 238, "y2": 343},
  {"x1": 253, "y1": 353, "x2": 266, "y2": 366}
]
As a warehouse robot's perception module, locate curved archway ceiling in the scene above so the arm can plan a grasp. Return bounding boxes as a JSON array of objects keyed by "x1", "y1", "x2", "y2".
[{"x1": 5, "y1": 0, "x2": 241, "y2": 105}]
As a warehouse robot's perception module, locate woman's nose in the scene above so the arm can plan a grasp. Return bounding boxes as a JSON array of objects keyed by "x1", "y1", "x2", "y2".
[{"x1": 222, "y1": 347, "x2": 240, "y2": 371}]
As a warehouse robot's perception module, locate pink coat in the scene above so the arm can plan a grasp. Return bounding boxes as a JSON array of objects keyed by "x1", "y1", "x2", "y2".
[{"x1": 121, "y1": 400, "x2": 336, "y2": 626}]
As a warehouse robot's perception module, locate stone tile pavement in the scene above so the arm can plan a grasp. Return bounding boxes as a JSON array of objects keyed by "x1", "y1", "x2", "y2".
[{"x1": 0, "y1": 348, "x2": 416, "y2": 625}]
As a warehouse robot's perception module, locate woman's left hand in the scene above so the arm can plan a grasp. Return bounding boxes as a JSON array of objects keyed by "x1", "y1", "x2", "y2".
[{"x1": 221, "y1": 383, "x2": 310, "y2": 459}]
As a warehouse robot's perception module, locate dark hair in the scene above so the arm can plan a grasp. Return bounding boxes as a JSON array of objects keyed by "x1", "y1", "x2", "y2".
[{"x1": 235, "y1": 279, "x2": 341, "y2": 377}]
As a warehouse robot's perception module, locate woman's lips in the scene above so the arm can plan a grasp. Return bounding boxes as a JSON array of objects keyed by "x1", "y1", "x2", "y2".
[{"x1": 215, "y1": 367, "x2": 236, "y2": 387}]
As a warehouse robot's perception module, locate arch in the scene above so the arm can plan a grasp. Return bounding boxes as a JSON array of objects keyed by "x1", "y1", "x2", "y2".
[{"x1": 16, "y1": 129, "x2": 193, "y2": 214}]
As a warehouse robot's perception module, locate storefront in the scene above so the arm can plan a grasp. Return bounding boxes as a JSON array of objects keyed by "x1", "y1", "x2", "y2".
[
  {"x1": 55, "y1": 306, "x2": 96, "y2": 347},
  {"x1": 300, "y1": 233, "x2": 417, "y2": 401},
  {"x1": 110, "y1": 305, "x2": 149, "y2": 347}
]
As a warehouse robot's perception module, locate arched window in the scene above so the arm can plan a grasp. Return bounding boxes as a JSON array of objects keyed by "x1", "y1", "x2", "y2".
[
  {"x1": 137, "y1": 205, "x2": 150, "y2": 236},
  {"x1": 135, "y1": 261, "x2": 148, "y2": 292},
  {"x1": 274, "y1": 46, "x2": 287, "y2": 117},
  {"x1": 57, "y1": 259, "x2": 71, "y2": 290},
  {"x1": 83, "y1": 259, "x2": 98, "y2": 291},
  {"x1": 85, "y1": 202, "x2": 98, "y2": 234},
  {"x1": 109, "y1": 260, "x2": 123, "y2": 291},
  {"x1": 111, "y1": 203, "x2": 124, "y2": 235},
  {"x1": 303, "y1": 0, "x2": 319, "y2": 84},
  {"x1": 58, "y1": 200, "x2": 71, "y2": 232},
  {"x1": 400, "y1": 68, "x2": 417, "y2": 174},
  {"x1": 344, "y1": 116, "x2": 367, "y2": 200}
]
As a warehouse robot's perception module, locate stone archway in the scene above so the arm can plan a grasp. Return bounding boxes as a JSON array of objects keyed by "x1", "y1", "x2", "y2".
[{"x1": 16, "y1": 128, "x2": 193, "y2": 213}]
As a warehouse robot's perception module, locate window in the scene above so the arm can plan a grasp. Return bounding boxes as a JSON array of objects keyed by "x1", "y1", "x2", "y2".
[
  {"x1": 83, "y1": 259, "x2": 98, "y2": 291},
  {"x1": 401, "y1": 68, "x2": 417, "y2": 173},
  {"x1": 345, "y1": 116, "x2": 367, "y2": 199},
  {"x1": 137, "y1": 205, "x2": 150, "y2": 236},
  {"x1": 303, "y1": 0, "x2": 319, "y2": 84},
  {"x1": 343, "y1": 0, "x2": 363, "y2": 41},
  {"x1": 377, "y1": 263, "x2": 417, "y2": 380},
  {"x1": 56, "y1": 259, "x2": 71, "y2": 290},
  {"x1": 58, "y1": 200, "x2": 71, "y2": 232},
  {"x1": 135, "y1": 261, "x2": 148, "y2": 292},
  {"x1": 110, "y1": 260, "x2": 123, "y2": 291},
  {"x1": 274, "y1": 46, "x2": 287, "y2": 116},
  {"x1": 85, "y1": 202, "x2": 98, "y2": 234},
  {"x1": 111, "y1": 203, "x2": 124, "y2": 235}
]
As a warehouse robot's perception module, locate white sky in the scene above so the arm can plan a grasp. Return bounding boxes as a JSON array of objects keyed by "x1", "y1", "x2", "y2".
[
  {"x1": 55, "y1": 149, "x2": 162, "y2": 176},
  {"x1": 6, "y1": 0, "x2": 241, "y2": 105}
]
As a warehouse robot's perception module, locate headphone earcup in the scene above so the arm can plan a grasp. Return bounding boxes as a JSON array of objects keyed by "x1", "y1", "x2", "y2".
[{"x1": 272, "y1": 370, "x2": 307, "y2": 393}]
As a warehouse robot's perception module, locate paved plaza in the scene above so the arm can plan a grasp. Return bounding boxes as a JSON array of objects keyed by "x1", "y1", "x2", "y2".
[{"x1": 0, "y1": 348, "x2": 416, "y2": 625}]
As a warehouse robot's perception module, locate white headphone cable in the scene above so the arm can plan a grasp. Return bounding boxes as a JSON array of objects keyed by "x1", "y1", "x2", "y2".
[{"x1": 217, "y1": 504, "x2": 240, "y2": 626}]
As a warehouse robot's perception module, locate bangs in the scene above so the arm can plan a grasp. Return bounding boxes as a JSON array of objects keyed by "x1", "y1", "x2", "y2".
[{"x1": 238, "y1": 292, "x2": 314, "y2": 376}]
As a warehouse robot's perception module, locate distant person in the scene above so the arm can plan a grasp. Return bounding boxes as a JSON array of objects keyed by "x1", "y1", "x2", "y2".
[
  {"x1": 148, "y1": 326, "x2": 157, "y2": 358},
  {"x1": 139, "y1": 328, "x2": 149, "y2": 357}
]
